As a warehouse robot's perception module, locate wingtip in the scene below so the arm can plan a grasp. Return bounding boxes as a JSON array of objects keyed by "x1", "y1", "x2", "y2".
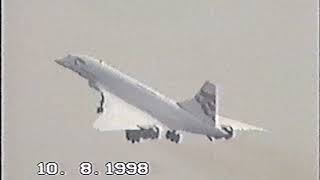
[
  {"x1": 246, "y1": 126, "x2": 270, "y2": 133},
  {"x1": 218, "y1": 115, "x2": 268, "y2": 133},
  {"x1": 259, "y1": 128, "x2": 271, "y2": 133}
]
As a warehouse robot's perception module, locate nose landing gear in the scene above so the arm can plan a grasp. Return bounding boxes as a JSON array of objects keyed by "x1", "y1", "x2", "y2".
[{"x1": 97, "y1": 92, "x2": 105, "y2": 114}]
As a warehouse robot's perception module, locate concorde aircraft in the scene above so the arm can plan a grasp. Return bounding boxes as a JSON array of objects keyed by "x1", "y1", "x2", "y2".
[{"x1": 55, "y1": 54, "x2": 264, "y2": 143}]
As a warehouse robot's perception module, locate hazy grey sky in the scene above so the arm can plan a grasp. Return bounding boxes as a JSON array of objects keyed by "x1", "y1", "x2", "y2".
[{"x1": 4, "y1": 0, "x2": 318, "y2": 179}]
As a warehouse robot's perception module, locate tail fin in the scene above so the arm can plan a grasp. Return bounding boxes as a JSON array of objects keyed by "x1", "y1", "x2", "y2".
[{"x1": 178, "y1": 81, "x2": 217, "y2": 126}]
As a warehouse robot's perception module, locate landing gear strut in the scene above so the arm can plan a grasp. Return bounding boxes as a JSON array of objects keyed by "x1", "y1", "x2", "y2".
[
  {"x1": 165, "y1": 130, "x2": 181, "y2": 143},
  {"x1": 97, "y1": 92, "x2": 104, "y2": 114}
]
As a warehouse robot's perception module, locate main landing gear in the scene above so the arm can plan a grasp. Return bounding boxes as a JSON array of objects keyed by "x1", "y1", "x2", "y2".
[
  {"x1": 126, "y1": 126, "x2": 160, "y2": 143},
  {"x1": 165, "y1": 130, "x2": 181, "y2": 143},
  {"x1": 97, "y1": 92, "x2": 105, "y2": 114}
]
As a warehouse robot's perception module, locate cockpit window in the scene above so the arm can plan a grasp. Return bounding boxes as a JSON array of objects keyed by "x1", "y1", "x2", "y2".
[{"x1": 74, "y1": 58, "x2": 86, "y2": 65}]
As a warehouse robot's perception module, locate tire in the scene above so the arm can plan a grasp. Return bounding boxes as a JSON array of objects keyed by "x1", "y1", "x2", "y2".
[
  {"x1": 97, "y1": 107, "x2": 103, "y2": 113},
  {"x1": 166, "y1": 131, "x2": 170, "y2": 139},
  {"x1": 175, "y1": 134, "x2": 180, "y2": 143}
]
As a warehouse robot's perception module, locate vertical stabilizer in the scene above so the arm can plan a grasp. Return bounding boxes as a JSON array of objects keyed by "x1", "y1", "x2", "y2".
[{"x1": 177, "y1": 81, "x2": 217, "y2": 126}]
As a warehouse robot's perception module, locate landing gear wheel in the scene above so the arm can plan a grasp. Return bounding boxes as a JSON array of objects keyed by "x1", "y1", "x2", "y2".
[
  {"x1": 221, "y1": 126, "x2": 234, "y2": 140},
  {"x1": 174, "y1": 134, "x2": 180, "y2": 143},
  {"x1": 125, "y1": 130, "x2": 141, "y2": 143},
  {"x1": 150, "y1": 127, "x2": 159, "y2": 139},
  {"x1": 97, "y1": 107, "x2": 103, "y2": 114},
  {"x1": 166, "y1": 130, "x2": 181, "y2": 143},
  {"x1": 131, "y1": 139, "x2": 140, "y2": 144},
  {"x1": 165, "y1": 131, "x2": 170, "y2": 139}
]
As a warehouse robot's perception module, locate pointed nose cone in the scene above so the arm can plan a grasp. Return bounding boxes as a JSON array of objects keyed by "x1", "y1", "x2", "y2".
[{"x1": 55, "y1": 59, "x2": 64, "y2": 66}]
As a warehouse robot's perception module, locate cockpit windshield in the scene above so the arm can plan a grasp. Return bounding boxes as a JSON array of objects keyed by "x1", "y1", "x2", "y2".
[{"x1": 75, "y1": 57, "x2": 86, "y2": 65}]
